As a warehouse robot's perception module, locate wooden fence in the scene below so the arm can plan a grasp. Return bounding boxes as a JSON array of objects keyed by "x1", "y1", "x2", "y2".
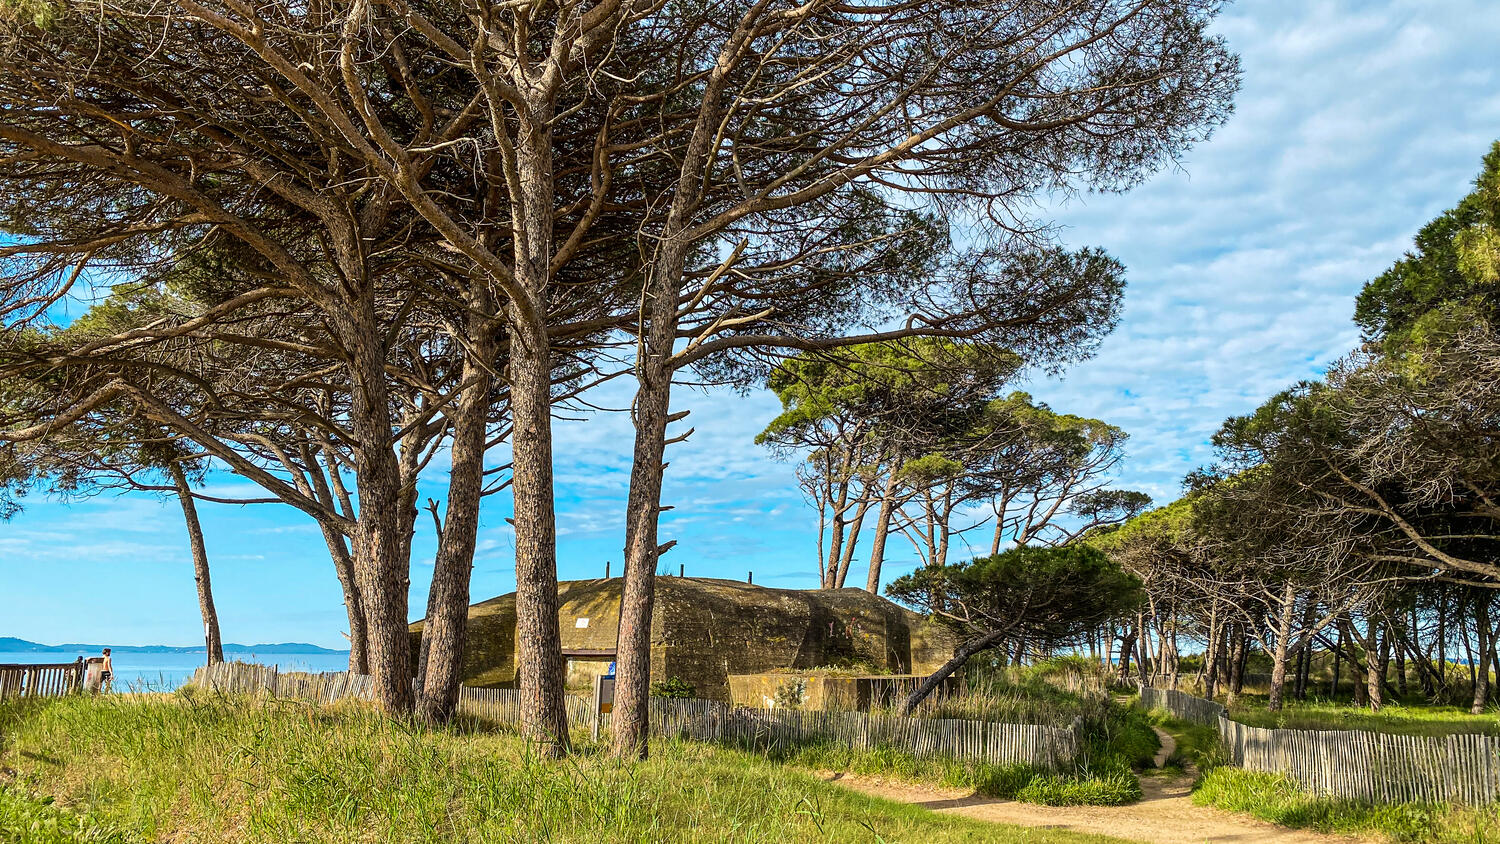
[
  {"x1": 191, "y1": 662, "x2": 1079, "y2": 770},
  {"x1": 1141, "y1": 685, "x2": 1500, "y2": 804},
  {"x1": 0, "y1": 660, "x2": 86, "y2": 698},
  {"x1": 1139, "y1": 686, "x2": 1227, "y2": 726}
]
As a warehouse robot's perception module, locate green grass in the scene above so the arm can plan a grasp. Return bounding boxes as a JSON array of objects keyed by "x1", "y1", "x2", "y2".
[
  {"x1": 1142, "y1": 712, "x2": 1225, "y2": 775},
  {"x1": 1193, "y1": 767, "x2": 1500, "y2": 843},
  {"x1": 0, "y1": 694, "x2": 1136, "y2": 844},
  {"x1": 0, "y1": 787, "x2": 139, "y2": 843},
  {"x1": 1226, "y1": 697, "x2": 1500, "y2": 737}
]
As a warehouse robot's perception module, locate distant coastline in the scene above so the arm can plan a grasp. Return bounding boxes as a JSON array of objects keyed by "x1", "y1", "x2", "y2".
[{"x1": 0, "y1": 637, "x2": 347, "y2": 655}]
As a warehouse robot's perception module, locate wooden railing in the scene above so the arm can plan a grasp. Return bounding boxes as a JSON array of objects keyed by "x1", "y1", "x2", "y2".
[
  {"x1": 192, "y1": 662, "x2": 1081, "y2": 770},
  {"x1": 0, "y1": 659, "x2": 86, "y2": 698}
]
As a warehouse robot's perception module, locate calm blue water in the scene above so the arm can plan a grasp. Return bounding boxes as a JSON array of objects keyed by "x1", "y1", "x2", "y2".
[{"x1": 0, "y1": 650, "x2": 352, "y2": 691}]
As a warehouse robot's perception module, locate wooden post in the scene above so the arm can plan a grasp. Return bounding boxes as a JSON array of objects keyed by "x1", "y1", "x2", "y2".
[
  {"x1": 748, "y1": 571, "x2": 753, "y2": 585},
  {"x1": 605, "y1": 561, "x2": 610, "y2": 579},
  {"x1": 679, "y1": 563, "x2": 684, "y2": 578}
]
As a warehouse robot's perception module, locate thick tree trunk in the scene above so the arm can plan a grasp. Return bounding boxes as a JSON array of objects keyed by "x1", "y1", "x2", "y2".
[
  {"x1": 902, "y1": 630, "x2": 1006, "y2": 714},
  {"x1": 169, "y1": 462, "x2": 223, "y2": 665},
  {"x1": 417, "y1": 327, "x2": 495, "y2": 723},
  {"x1": 508, "y1": 323, "x2": 570, "y2": 757},
  {"x1": 865, "y1": 471, "x2": 899, "y2": 593},
  {"x1": 350, "y1": 450, "x2": 412, "y2": 713}
]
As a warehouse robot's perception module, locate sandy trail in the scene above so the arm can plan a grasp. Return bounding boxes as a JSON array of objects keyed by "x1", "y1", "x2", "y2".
[{"x1": 824, "y1": 729, "x2": 1364, "y2": 844}]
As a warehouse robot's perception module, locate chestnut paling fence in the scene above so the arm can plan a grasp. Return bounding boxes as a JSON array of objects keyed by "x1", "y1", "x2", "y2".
[
  {"x1": 1140, "y1": 685, "x2": 1500, "y2": 804},
  {"x1": 0, "y1": 660, "x2": 86, "y2": 698},
  {"x1": 191, "y1": 661, "x2": 1080, "y2": 770}
]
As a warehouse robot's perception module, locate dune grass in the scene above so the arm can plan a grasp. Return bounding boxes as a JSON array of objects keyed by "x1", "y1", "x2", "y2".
[
  {"x1": 1193, "y1": 767, "x2": 1500, "y2": 843},
  {"x1": 0, "y1": 693, "x2": 1136, "y2": 844}
]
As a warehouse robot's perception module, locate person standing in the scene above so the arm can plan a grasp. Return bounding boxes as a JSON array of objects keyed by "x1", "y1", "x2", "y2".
[{"x1": 100, "y1": 648, "x2": 113, "y2": 693}]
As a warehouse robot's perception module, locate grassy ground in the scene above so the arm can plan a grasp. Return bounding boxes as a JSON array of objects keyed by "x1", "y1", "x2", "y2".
[
  {"x1": 1193, "y1": 768, "x2": 1500, "y2": 844},
  {"x1": 1225, "y1": 697, "x2": 1500, "y2": 737},
  {"x1": 0, "y1": 693, "x2": 1135, "y2": 844}
]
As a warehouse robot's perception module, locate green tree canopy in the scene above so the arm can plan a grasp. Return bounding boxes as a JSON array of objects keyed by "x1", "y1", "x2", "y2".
[
  {"x1": 886, "y1": 545, "x2": 1143, "y2": 711},
  {"x1": 1355, "y1": 142, "x2": 1500, "y2": 349}
]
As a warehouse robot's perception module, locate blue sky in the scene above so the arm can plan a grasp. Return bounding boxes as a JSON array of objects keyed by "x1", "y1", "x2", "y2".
[{"x1": 4, "y1": 0, "x2": 1500, "y2": 649}]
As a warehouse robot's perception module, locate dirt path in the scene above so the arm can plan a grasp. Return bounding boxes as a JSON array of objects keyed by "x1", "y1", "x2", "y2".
[{"x1": 823, "y1": 733, "x2": 1365, "y2": 844}]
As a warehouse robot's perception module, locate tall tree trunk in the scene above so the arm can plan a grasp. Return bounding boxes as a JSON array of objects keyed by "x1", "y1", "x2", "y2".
[
  {"x1": 612, "y1": 353, "x2": 674, "y2": 759},
  {"x1": 865, "y1": 470, "x2": 899, "y2": 593},
  {"x1": 319, "y1": 523, "x2": 367, "y2": 674},
  {"x1": 1226, "y1": 626, "x2": 1246, "y2": 707},
  {"x1": 834, "y1": 495, "x2": 870, "y2": 589},
  {"x1": 824, "y1": 474, "x2": 850, "y2": 589},
  {"x1": 1394, "y1": 622, "x2": 1408, "y2": 698},
  {"x1": 1203, "y1": 608, "x2": 1221, "y2": 700},
  {"x1": 1117, "y1": 625, "x2": 1136, "y2": 683},
  {"x1": 308, "y1": 449, "x2": 367, "y2": 674},
  {"x1": 508, "y1": 319, "x2": 569, "y2": 757},
  {"x1": 1338, "y1": 626, "x2": 1350, "y2": 701},
  {"x1": 1365, "y1": 615, "x2": 1383, "y2": 712},
  {"x1": 1473, "y1": 597, "x2": 1491, "y2": 714},
  {"x1": 169, "y1": 462, "x2": 223, "y2": 665},
  {"x1": 417, "y1": 325, "x2": 496, "y2": 723},
  {"x1": 1267, "y1": 584, "x2": 1297, "y2": 712}
]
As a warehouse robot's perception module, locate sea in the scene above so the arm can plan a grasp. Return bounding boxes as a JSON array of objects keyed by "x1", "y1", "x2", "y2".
[{"x1": 0, "y1": 649, "x2": 352, "y2": 692}]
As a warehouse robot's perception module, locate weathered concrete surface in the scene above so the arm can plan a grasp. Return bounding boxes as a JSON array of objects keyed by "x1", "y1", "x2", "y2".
[
  {"x1": 410, "y1": 577, "x2": 957, "y2": 701},
  {"x1": 727, "y1": 673, "x2": 958, "y2": 711}
]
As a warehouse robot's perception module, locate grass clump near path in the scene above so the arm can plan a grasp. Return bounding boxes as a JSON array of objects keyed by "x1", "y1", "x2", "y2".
[
  {"x1": 1227, "y1": 698, "x2": 1500, "y2": 737},
  {"x1": 1193, "y1": 767, "x2": 1500, "y2": 843},
  {"x1": 0, "y1": 787, "x2": 138, "y2": 844},
  {"x1": 1142, "y1": 712, "x2": 1224, "y2": 776},
  {"x1": 0, "y1": 694, "x2": 1132, "y2": 844}
]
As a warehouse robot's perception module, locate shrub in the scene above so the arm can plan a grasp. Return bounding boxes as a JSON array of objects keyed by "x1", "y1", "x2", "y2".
[
  {"x1": 772, "y1": 679, "x2": 806, "y2": 710},
  {"x1": 649, "y1": 677, "x2": 695, "y2": 699}
]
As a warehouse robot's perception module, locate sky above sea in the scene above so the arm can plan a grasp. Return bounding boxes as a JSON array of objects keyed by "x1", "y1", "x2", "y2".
[{"x1": 3, "y1": 0, "x2": 1500, "y2": 650}]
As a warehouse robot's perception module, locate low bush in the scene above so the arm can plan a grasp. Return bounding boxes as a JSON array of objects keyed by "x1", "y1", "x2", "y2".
[{"x1": 649, "y1": 677, "x2": 695, "y2": 699}]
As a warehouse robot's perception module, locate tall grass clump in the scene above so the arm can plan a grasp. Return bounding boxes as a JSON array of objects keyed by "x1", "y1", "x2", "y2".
[
  {"x1": 1194, "y1": 767, "x2": 1500, "y2": 843},
  {"x1": 0, "y1": 693, "x2": 1119, "y2": 844}
]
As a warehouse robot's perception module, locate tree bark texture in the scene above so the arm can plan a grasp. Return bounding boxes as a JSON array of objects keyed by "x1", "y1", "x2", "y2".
[
  {"x1": 417, "y1": 323, "x2": 496, "y2": 723},
  {"x1": 170, "y1": 462, "x2": 223, "y2": 665},
  {"x1": 865, "y1": 471, "x2": 899, "y2": 593}
]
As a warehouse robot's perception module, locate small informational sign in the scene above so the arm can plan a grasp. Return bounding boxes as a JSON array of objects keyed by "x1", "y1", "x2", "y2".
[
  {"x1": 575, "y1": 617, "x2": 590, "y2": 628},
  {"x1": 591, "y1": 673, "x2": 616, "y2": 740}
]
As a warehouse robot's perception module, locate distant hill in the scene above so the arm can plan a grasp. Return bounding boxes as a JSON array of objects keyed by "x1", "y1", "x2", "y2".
[{"x1": 0, "y1": 637, "x2": 346, "y2": 655}]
